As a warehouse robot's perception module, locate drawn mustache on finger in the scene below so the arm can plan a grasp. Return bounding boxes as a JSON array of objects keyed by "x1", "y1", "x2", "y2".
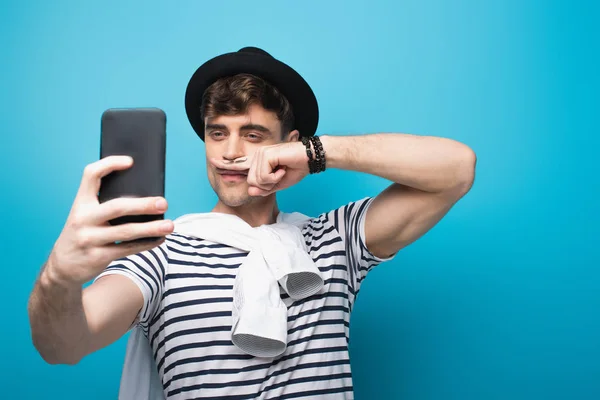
[{"x1": 223, "y1": 156, "x2": 248, "y2": 164}]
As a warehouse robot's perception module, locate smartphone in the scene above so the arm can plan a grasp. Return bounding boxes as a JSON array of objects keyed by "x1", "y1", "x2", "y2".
[{"x1": 98, "y1": 107, "x2": 166, "y2": 242}]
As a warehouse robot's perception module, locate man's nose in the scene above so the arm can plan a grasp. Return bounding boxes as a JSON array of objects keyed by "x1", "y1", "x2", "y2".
[{"x1": 223, "y1": 134, "x2": 245, "y2": 161}]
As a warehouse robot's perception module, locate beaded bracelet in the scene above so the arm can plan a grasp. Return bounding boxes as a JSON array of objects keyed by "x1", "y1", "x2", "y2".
[
  {"x1": 300, "y1": 137, "x2": 315, "y2": 173},
  {"x1": 301, "y1": 136, "x2": 326, "y2": 174},
  {"x1": 310, "y1": 136, "x2": 326, "y2": 173}
]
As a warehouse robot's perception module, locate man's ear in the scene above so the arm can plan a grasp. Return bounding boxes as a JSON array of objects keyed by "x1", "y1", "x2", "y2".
[{"x1": 286, "y1": 129, "x2": 300, "y2": 142}]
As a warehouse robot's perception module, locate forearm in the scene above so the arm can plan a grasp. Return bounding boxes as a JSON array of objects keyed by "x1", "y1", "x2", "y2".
[
  {"x1": 320, "y1": 133, "x2": 476, "y2": 193},
  {"x1": 28, "y1": 258, "x2": 91, "y2": 365}
]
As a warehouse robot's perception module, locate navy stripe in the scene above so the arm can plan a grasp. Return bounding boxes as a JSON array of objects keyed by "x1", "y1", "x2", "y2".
[
  {"x1": 303, "y1": 222, "x2": 326, "y2": 235},
  {"x1": 163, "y1": 332, "x2": 348, "y2": 386},
  {"x1": 346, "y1": 202, "x2": 356, "y2": 226},
  {"x1": 169, "y1": 368, "x2": 351, "y2": 396},
  {"x1": 345, "y1": 202, "x2": 357, "y2": 294},
  {"x1": 149, "y1": 297, "x2": 232, "y2": 346},
  {"x1": 165, "y1": 272, "x2": 236, "y2": 280},
  {"x1": 288, "y1": 318, "x2": 349, "y2": 335},
  {"x1": 327, "y1": 277, "x2": 349, "y2": 286},
  {"x1": 361, "y1": 253, "x2": 380, "y2": 265},
  {"x1": 167, "y1": 348, "x2": 349, "y2": 396},
  {"x1": 167, "y1": 392, "x2": 253, "y2": 400},
  {"x1": 348, "y1": 285, "x2": 355, "y2": 297},
  {"x1": 273, "y1": 345, "x2": 349, "y2": 367},
  {"x1": 257, "y1": 373, "x2": 352, "y2": 399},
  {"x1": 168, "y1": 244, "x2": 248, "y2": 259},
  {"x1": 270, "y1": 358, "x2": 350, "y2": 378},
  {"x1": 166, "y1": 358, "x2": 350, "y2": 390},
  {"x1": 287, "y1": 305, "x2": 350, "y2": 322},
  {"x1": 169, "y1": 374, "x2": 265, "y2": 393},
  {"x1": 134, "y1": 253, "x2": 161, "y2": 305},
  {"x1": 163, "y1": 284, "x2": 233, "y2": 297},
  {"x1": 272, "y1": 385, "x2": 354, "y2": 400},
  {"x1": 151, "y1": 310, "x2": 231, "y2": 349},
  {"x1": 313, "y1": 250, "x2": 346, "y2": 262},
  {"x1": 147, "y1": 248, "x2": 166, "y2": 283},
  {"x1": 287, "y1": 332, "x2": 348, "y2": 347},
  {"x1": 304, "y1": 224, "x2": 336, "y2": 242},
  {"x1": 157, "y1": 340, "x2": 234, "y2": 371},
  {"x1": 160, "y1": 318, "x2": 348, "y2": 379},
  {"x1": 351, "y1": 200, "x2": 369, "y2": 251},
  {"x1": 161, "y1": 325, "x2": 231, "y2": 344},
  {"x1": 168, "y1": 234, "x2": 231, "y2": 248},
  {"x1": 154, "y1": 297, "x2": 232, "y2": 321},
  {"x1": 154, "y1": 244, "x2": 169, "y2": 288},
  {"x1": 157, "y1": 242, "x2": 169, "y2": 259},
  {"x1": 163, "y1": 345, "x2": 347, "y2": 377},
  {"x1": 307, "y1": 236, "x2": 343, "y2": 252},
  {"x1": 333, "y1": 207, "x2": 340, "y2": 233},
  {"x1": 168, "y1": 258, "x2": 242, "y2": 269},
  {"x1": 162, "y1": 311, "x2": 231, "y2": 329},
  {"x1": 164, "y1": 353, "x2": 254, "y2": 375},
  {"x1": 324, "y1": 277, "x2": 354, "y2": 296},
  {"x1": 154, "y1": 325, "x2": 231, "y2": 360},
  {"x1": 289, "y1": 291, "x2": 349, "y2": 308},
  {"x1": 318, "y1": 264, "x2": 347, "y2": 273}
]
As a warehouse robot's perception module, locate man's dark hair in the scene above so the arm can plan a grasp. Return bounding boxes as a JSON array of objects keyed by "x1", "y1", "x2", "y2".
[{"x1": 201, "y1": 73, "x2": 295, "y2": 136}]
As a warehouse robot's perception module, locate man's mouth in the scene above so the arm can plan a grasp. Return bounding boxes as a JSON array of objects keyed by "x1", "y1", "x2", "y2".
[
  {"x1": 217, "y1": 169, "x2": 248, "y2": 176},
  {"x1": 217, "y1": 168, "x2": 248, "y2": 182}
]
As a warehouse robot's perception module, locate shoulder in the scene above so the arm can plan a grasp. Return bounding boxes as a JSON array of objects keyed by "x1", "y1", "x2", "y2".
[
  {"x1": 300, "y1": 196, "x2": 375, "y2": 239},
  {"x1": 310, "y1": 197, "x2": 374, "y2": 229}
]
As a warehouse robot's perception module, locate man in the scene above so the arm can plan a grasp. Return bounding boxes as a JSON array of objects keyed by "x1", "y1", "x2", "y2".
[{"x1": 28, "y1": 47, "x2": 476, "y2": 399}]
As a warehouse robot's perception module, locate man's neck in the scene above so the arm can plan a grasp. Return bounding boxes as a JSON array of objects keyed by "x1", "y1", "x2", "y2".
[{"x1": 211, "y1": 196, "x2": 280, "y2": 227}]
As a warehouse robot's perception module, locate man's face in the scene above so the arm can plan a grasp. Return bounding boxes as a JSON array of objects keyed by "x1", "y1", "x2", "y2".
[{"x1": 204, "y1": 104, "x2": 295, "y2": 207}]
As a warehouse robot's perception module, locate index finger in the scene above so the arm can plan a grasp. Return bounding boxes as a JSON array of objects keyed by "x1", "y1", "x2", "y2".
[
  {"x1": 77, "y1": 156, "x2": 134, "y2": 201},
  {"x1": 209, "y1": 158, "x2": 251, "y2": 171}
]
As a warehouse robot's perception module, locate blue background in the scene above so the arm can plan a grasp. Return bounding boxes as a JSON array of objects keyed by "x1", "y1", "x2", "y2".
[{"x1": 2, "y1": 0, "x2": 599, "y2": 399}]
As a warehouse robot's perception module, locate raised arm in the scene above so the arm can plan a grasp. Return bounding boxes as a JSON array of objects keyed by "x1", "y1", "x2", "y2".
[
  {"x1": 320, "y1": 133, "x2": 476, "y2": 258},
  {"x1": 208, "y1": 131, "x2": 475, "y2": 259}
]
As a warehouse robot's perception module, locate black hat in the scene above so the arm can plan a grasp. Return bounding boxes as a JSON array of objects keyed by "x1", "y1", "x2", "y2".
[{"x1": 184, "y1": 46, "x2": 319, "y2": 141}]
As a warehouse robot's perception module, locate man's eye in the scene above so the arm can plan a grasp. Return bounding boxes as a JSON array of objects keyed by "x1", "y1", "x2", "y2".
[
  {"x1": 210, "y1": 131, "x2": 224, "y2": 138},
  {"x1": 246, "y1": 133, "x2": 261, "y2": 140}
]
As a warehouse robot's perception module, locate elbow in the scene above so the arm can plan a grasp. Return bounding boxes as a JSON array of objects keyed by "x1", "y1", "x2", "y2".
[
  {"x1": 37, "y1": 348, "x2": 83, "y2": 366},
  {"x1": 453, "y1": 146, "x2": 477, "y2": 197},
  {"x1": 38, "y1": 353, "x2": 72, "y2": 366},
  {"x1": 31, "y1": 335, "x2": 83, "y2": 366},
  {"x1": 52, "y1": 355, "x2": 83, "y2": 366}
]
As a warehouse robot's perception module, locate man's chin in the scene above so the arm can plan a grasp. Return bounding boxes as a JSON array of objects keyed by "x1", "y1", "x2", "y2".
[
  {"x1": 216, "y1": 191, "x2": 254, "y2": 208},
  {"x1": 221, "y1": 199, "x2": 252, "y2": 208}
]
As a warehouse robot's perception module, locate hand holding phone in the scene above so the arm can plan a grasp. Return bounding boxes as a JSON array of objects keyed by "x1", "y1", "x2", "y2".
[{"x1": 48, "y1": 156, "x2": 174, "y2": 286}]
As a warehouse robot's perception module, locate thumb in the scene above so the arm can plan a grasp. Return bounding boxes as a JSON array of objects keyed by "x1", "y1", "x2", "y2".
[
  {"x1": 271, "y1": 167, "x2": 286, "y2": 182},
  {"x1": 78, "y1": 156, "x2": 134, "y2": 202}
]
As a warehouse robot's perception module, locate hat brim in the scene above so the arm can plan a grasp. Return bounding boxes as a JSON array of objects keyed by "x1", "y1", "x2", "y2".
[{"x1": 185, "y1": 51, "x2": 319, "y2": 141}]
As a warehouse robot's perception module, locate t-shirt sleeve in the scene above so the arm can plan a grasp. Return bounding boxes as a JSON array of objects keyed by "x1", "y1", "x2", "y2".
[
  {"x1": 93, "y1": 241, "x2": 169, "y2": 330},
  {"x1": 327, "y1": 197, "x2": 395, "y2": 294}
]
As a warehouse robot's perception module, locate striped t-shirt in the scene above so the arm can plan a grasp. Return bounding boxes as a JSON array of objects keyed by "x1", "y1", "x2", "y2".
[{"x1": 97, "y1": 197, "x2": 393, "y2": 399}]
